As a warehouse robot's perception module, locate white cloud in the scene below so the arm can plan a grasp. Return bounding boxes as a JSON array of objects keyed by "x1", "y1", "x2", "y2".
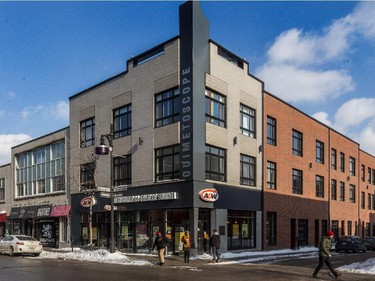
[
  {"x1": 21, "y1": 101, "x2": 69, "y2": 121},
  {"x1": 312, "y1": 111, "x2": 332, "y2": 127},
  {"x1": 257, "y1": 64, "x2": 354, "y2": 103},
  {"x1": 0, "y1": 134, "x2": 32, "y2": 165},
  {"x1": 359, "y1": 120, "x2": 375, "y2": 156}
]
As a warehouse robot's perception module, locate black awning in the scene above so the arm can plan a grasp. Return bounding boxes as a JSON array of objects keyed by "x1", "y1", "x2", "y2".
[{"x1": 8, "y1": 206, "x2": 38, "y2": 219}]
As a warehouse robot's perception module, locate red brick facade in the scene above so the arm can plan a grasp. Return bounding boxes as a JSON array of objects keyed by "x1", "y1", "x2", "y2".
[{"x1": 263, "y1": 92, "x2": 375, "y2": 250}]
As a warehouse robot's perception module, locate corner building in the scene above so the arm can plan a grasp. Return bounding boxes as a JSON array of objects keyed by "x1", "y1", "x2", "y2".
[{"x1": 69, "y1": 2, "x2": 263, "y2": 254}]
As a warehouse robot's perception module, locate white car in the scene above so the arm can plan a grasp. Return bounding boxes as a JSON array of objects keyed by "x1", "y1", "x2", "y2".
[{"x1": 0, "y1": 235, "x2": 43, "y2": 256}]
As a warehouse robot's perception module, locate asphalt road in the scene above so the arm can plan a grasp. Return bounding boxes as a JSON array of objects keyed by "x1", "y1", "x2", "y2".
[{"x1": 0, "y1": 250, "x2": 374, "y2": 281}]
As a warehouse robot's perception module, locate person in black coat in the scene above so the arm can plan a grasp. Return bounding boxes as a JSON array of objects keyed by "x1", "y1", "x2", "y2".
[
  {"x1": 152, "y1": 232, "x2": 167, "y2": 265},
  {"x1": 209, "y1": 229, "x2": 221, "y2": 263}
]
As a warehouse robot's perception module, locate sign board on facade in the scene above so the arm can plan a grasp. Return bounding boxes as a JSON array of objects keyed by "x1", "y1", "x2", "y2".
[
  {"x1": 100, "y1": 192, "x2": 111, "y2": 198},
  {"x1": 97, "y1": 186, "x2": 110, "y2": 192},
  {"x1": 199, "y1": 188, "x2": 219, "y2": 202},
  {"x1": 114, "y1": 192, "x2": 178, "y2": 204},
  {"x1": 80, "y1": 196, "x2": 97, "y2": 207}
]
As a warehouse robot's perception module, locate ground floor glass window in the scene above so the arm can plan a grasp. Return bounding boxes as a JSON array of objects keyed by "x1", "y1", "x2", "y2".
[{"x1": 227, "y1": 210, "x2": 256, "y2": 250}]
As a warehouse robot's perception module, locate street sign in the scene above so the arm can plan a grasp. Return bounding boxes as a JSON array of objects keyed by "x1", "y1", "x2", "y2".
[
  {"x1": 97, "y1": 186, "x2": 111, "y2": 192},
  {"x1": 113, "y1": 185, "x2": 129, "y2": 192},
  {"x1": 100, "y1": 192, "x2": 111, "y2": 198}
]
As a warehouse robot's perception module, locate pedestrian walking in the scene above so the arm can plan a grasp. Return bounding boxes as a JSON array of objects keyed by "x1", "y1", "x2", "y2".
[
  {"x1": 152, "y1": 231, "x2": 168, "y2": 266},
  {"x1": 181, "y1": 230, "x2": 191, "y2": 263},
  {"x1": 312, "y1": 230, "x2": 342, "y2": 279},
  {"x1": 210, "y1": 229, "x2": 221, "y2": 263}
]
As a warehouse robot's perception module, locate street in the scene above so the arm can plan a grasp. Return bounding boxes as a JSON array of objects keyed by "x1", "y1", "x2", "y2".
[{"x1": 0, "y1": 250, "x2": 374, "y2": 281}]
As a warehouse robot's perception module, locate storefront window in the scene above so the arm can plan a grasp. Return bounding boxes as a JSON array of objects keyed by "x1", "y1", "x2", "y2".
[{"x1": 227, "y1": 210, "x2": 256, "y2": 250}]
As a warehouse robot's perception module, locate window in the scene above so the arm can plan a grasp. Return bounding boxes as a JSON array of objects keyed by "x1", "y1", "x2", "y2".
[
  {"x1": 267, "y1": 161, "x2": 276, "y2": 189},
  {"x1": 366, "y1": 223, "x2": 371, "y2": 237},
  {"x1": 114, "y1": 155, "x2": 132, "y2": 185},
  {"x1": 347, "y1": 221, "x2": 352, "y2": 236},
  {"x1": 34, "y1": 147, "x2": 45, "y2": 164},
  {"x1": 38, "y1": 179, "x2": 46, "y2": 194},
  {"x1": 267, "y1": 116, "x2": 276, "y2": 145},
  {"x1": 240, "y1": 104, "x2": 256, "y2": 138},
  {"x1": 292, "y1": 130, "x2": 303, "y2": 156},
  {"x1": 80, "y1": 162, "x2": 96, "y2": 191},
  {"x1": 361, "y1": 192, "x2": 365, "y2": 209},
  {"x1": 155, "y1": 145, "x2": 180, "y2": 181},
  {"x1": 340, "y1": 181, "x2": 345, "y2": 201},
  {"x1": 205, "y1": 145, "x2": 226, "y2": 182},
  {"x1": 240, "y1": 154, "x2": 256, "y2": 186},
  {"x1": 316, "y1": 140, "x2": 324, "y2": 164},
  {"x1": 0, "y1": 178, "x2": 4, "y2": 201},
  {"x1": 114, "y1": 104, "x2": 132, "y2": 138},
  {"x1": 349, "y1": 157, "x2": 356, "y2": 176},
  {"x1": 361, "y1": 165, "x2": 365, "y2": 182},
  {"x1": 205, "y1": 89, "x2": 226, "y2": 127},
  {"x1": 368, "y1": 167, "x2": 372, "y2": 184},
  {"x1": 331, "y1": 149, "x2": 337, "y2": 170},
  {"x1": 373, "y1": 194, "x2": 375, "y2": 211},
  {"x1": 341, "y1": 221, "x2": 345, "y2": 236},
  {"x1": 51, "y1": 176, "x2": 64, "y2": 192},
  {"x1": 340, "y1": 152, "x2": 345, "y2": 173},
  {"x1": 266, "y1": 212, "x2": 277, "y2": 246},
  {"x1": 80, "y1": 118, "x2": 95, "y2": 147},
  {"x1": 331, "y1": 179, "x2": 337, "y2": 200},
  {"x1": 316, "y1": 175, "x2": 324, "y2": 198},
  {"x1": 349, "y1": 185, "x2": 356, "y2": 203},
  {"x1": 155, "y1": 88, "x2": 180, "y2": 127},
  {"x1": 372, "y1": 169, "x2": 375, "y2": 185},
  {"x1": 368, "y1": 193, "x2": 372, "y2": 210},
  {"x1": 292, "y1": 169, "x2": 303, "y2": 194}
]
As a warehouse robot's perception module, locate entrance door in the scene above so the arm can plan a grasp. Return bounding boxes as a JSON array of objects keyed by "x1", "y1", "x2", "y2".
[{"x1": 291, "y1": 219, "x2": 296, "y2": 249}]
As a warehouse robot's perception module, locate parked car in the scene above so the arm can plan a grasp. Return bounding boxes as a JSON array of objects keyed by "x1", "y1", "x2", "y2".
[
  {"x1": 0, "y1": 235, "x2": 43, "y2": 256},
  {"x1": 335, "y1": 236, "x2": 367, "y2": 253},
  {"x1": 363, "y1": 237, "x2": 375, "y2": 251}
]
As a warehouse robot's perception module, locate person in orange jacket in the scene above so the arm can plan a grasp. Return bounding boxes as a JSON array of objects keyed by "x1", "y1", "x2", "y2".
[{"x1": 181, "y1": 230, "x2": 191, "y2": 263}]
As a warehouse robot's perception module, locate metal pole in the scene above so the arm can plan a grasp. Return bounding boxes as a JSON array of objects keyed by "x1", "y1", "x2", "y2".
[{"x1": 110, "y1": 147, "x2": 115, "y2": 253}]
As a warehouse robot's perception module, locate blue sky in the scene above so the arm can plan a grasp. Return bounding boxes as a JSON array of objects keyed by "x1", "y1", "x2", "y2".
[{"x1": 0, "y1": 1, "x2": 375, "y2": 165}]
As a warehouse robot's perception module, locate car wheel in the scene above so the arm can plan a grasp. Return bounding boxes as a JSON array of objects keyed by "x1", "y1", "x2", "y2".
[{"x1": 9, "y1": 246, "x2": 14, "y2": 256}]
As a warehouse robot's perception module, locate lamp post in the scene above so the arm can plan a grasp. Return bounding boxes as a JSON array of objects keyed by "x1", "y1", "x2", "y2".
[{"x1": 95, "y1": 127, "x2": 115, "y2": 253}]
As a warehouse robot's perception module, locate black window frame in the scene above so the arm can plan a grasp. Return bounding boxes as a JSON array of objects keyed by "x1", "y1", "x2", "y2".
[
  {"x1": 80, "y1": 162, "x2": 96, "y2": 191},
  {"x1": 240, "y1": 154, "x2": 256, "y2": 186},
  {"x1": 331, "y1": 148, "x2": 337, "y2": 170},
  {"x1": 267, "y1": 116, "x2": 276, "y2": 146},
  {"x1": 292, "y1": 168, "x2": 303, "y2": 194},
  {"x1": 155, "y1": 145, "x2": 180, "y2": 182},
  {"x1": 292, "y1": 129, "x2": 303, "y2": 156},
  {"x1": 155, "y1": 88, "x2": 180, "y2": 128},
  {"x1": 316, "y1": 175, "x2": 324, "y2": 198},
  {"x1": 349, "y1": 157, "x2": 356, "y2": 176},
  {"x1": 267, "y1": 161, "x2": 277, "y2": 189},
  {"x1": 113, "y1": 104, "x2": 132, "y2": 138},
  {"x1": 340, "y1": 152, "x2": 345, "y2": 173},
  {"x1": 340, "y1": 181, "x2": 345, "y2": 202},
  {"x1": 80, "y1": 118, "x2": 95, "y2": 148},
  {"x1": 205, "y1": 145, "x2": 226, "y2": 182},
  {"x1": 113, "y1": 155, "x2": 132, "y2": 186},
  {"x1": 331, "y1": 179, "x2": 337, "y2": 200},
  {"x1": 349, "y1": 184, "x2": 356, "y2": 203},
  {"x1": 240, "y1": 104, "x2": 256, "y2": 138},
  {"x1": 316, "y1": 140, "x2": 324, "y2": 164},
  {"x1": 205, "y1": 89, "x2": 226, "y2": 128}
]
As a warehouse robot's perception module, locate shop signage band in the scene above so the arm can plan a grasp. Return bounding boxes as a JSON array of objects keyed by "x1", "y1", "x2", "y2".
[{"x1": 114, "y1": 192, "x2": 178, "y2": 204}]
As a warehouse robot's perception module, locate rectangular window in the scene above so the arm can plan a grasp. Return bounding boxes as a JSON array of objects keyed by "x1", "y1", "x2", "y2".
[
  {"x1": 266, "y1": 116, "x2": 276, "y2": 145},
  {"x1": 80, "y1": 118, "x2": 95, "y2": 147},
  {"x1": 316, "y1": 175, "x2": 324, "y2": 198},
  {"x1": 361, "y1": 192, "x2": 365, "y2": 209},
  {"x1": 331, "y1": 179, "x2": 337, "y2": 200},
  {"x1": 240, "y1": 104, "x2": 256, "y2": 138},
  {"x1": 266, "y1": 212, "x2": 277, "y2": 246},
  {"x1": 349, "y1": 184, "x2": 356, "y2": 203},
  {"x1": 368, "y1": 167, "x2": 372, "y2": 184},
  {"x1": 205, "y1": 145, "x2": 226, "y2": 182},
  {"x1": 368, "y1": 194, "x2": 372, "y2": 210},
  {"x1": 0, "y1": 178, "x2": 4, "y2": 201},
  {"x1": 114, "y1": 155, "x2": 132, "y2": 186},
  {"x1": 347, "y1": 221, "x2": 352, "y2": 236},
  {"x1": 240, "y1": 154, "x2": 256, "y2": 186},
  {"x1": 292, "y1": 169, "x2": 303, "y2": 194},
  {"x1": 51, "y1": 176, "x2": 64, "y2": 192},
  {"x1": 292, "y1": 129, "x2": 303, "y2": 156},
  {"x1": 38, "y1": 179, "x2": 46, "y2": 194},
  {"x1": 205, "y1": 89, "x2": 226, "y2": 127},
  {"x1": 155, "y1": 88, "x2": 180, "y2": 127},
  {"x1": 349, "y1": 157, "x2": 356, "y2": 176},
  {"x1": 267, "y1": 161, "x2": 276, "y2": 189},
  {"x1": 316, "y1": 140, "x2": 324, "y2": 164},
  {"x1": 155, "y1": 145, "x2": 180, "y2": 181},
  {"x1": 373, "y1": 194, "x2": 375, "y2": 211},
  {"x1": 80, "y1": 162, "x2": 96, "y2": 191},
  {"x1": 331, "y1": 149, "x2": 337, "y2": 170},
  {"x1": 366, "y1": 223, "x2": 371, "y2": 236},
  {"x1": 372, "y1": 169, "x2": 375, "y2": 185},
  {"x1": 340, "y1": 152, "x2": 345, "y2": 173},
  {"x1": 341, "y1": 221, "x2": 345, "y2": 236},
  {"x1": 361, "y1": 165, "x2": 365, "y2": 182},
  {"x1": 114, "y1": 104, "x2": 132, "y2": 138},
  {"x1": 340, "y1": 181, "x2": 345, "y2": 201}
]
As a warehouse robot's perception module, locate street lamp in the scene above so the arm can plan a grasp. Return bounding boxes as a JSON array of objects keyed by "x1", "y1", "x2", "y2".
[{"x1": 95, "y1": 128, "x2": 115, "y2": 253}]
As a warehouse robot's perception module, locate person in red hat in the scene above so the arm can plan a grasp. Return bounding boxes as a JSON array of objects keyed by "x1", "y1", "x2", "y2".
[{"x1": 312, "y1": 230, "x2": 342, "y2": 279}]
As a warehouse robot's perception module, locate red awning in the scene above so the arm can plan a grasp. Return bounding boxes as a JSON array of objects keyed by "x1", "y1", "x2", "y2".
[
  {"x1": 0, "y1": 213, "x2": 6, "y2": 222},
  {"x1": 50, "y1": 206, "x2": 71, "y2": 217}
]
